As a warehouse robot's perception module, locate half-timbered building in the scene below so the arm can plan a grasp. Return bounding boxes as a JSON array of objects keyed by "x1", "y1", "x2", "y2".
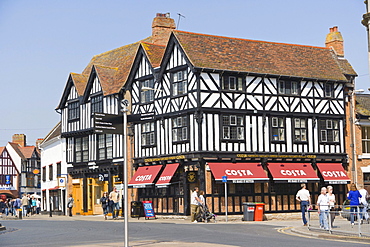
[
  {"x1": 0, "y1": 146, "x2": 19, "y2": 198},
  {"x1": 57, "y1": 13, "x2": 357, "y2": 216},
  {"x1": 127, "y1": 22, "x2": 357, "y2": 215}
]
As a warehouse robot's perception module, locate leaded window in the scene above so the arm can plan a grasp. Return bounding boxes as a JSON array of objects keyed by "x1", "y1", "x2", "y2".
[
  {"x1": 271, "y1": 117, "x2": 285, "y2": 141},
  {"x1": 319, "y1": 119, "x2": 339, "y2": 142},
  {"x1": 98, "y1": 134, "x2": 113, "y2": 160},
  {"x1": 91, "y1": 95, "x2": 103, "y2": 113},
  {"x1": 222, "y1": 115, "x2": 244, "y2": 140},
  {"x1": 294, "y1": 118, "x2": 307, "y2": 142},
  {"x1": 75, "y1": 136, "x2": 89, "y2": 162},
  {"x1": 278, "y1": 80, "x2": 299, "y2": 95},
  {"x1": 141, "y1": 122, "x2": 155, "y2": 146},
  {"x1": 68, "y1": 101, "x2": 80, "y2": 121},
  {"x1": 172, "y1": 70, "x2": 187, "y2": 96},
  {"x1": 222, "y1": 75, "x2": 243, "y2": 91},
  {"x1": 141, "y1": 79, "x2": 155, "y2": 103},
  {"x1": 172, "y1": 116, "x2": 188, "y2": 142},
  {"x1": 324, "y1": 83, "x2": 334, "y2": 97}
]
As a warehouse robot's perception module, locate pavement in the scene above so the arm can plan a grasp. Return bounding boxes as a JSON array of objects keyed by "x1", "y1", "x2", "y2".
[{"x1": 1, "y1": 213, "x2": 370, "y2": 246}]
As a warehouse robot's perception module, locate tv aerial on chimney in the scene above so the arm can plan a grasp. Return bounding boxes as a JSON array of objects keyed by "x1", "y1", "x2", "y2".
[{"x1": 177, "y1": 13, "x2": 185, "y2": 29}]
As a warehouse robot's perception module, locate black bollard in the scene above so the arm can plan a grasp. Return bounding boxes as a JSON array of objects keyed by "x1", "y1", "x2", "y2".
[
  {"x1": 49, "y1": 202, "x2": 52, "y2": 217},
  {"x1": 19, "y1": 208, "x2": 22, "y2": 220}
]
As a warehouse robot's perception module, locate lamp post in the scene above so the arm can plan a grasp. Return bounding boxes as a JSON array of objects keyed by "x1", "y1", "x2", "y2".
[{"x1": 121, "y1": 99, "x2": 129, "y2": 247}]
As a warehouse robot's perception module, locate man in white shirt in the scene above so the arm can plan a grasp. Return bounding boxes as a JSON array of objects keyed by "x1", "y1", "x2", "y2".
[
  {"x1": 359, "y1": 186, "x2": 369, "y2": 222},
  {"x1": 317, "y1": 187, "x2": 329, "y2": 230},
  {"x1": 296, "y1": 183, "x2": 311, "y2": 226},
  {"x1": 190, "y1": 187, "x2": 202, "y2": 223},
  {"x1": 109, "y1": 187, "x2": 121, "y2": 220}
]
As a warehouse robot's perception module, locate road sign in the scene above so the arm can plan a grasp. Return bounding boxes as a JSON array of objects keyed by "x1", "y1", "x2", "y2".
[
  {"x1": 222, "y1": 176, "x2": 228, "y2": 183},
  {"x1": 121, "y1": 99, "x2": 129, "y2": 107},
  {"x1": 5, "y1": 175, "x2": 11, "y2": 185},
  {"x1": 58, "y1": 177, "x2": 66, "y2": 187},
  {"x1": 93, "y1": 113, "x2": 123, "y2": 135},
  {"x1": 99, "y1": 173, "x2": 109, "y2": 182}
]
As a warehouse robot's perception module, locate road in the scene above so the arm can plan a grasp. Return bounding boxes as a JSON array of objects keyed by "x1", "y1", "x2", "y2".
[{"x1": 0, "y1": 216, "x2": 367, "y2": 247}]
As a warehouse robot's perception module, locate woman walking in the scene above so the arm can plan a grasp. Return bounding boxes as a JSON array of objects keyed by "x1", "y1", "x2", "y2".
[
  {"x1": 100, "y1": 192, "x2": 109, "y2": 220},
  {"x1": 347, "y1": 183, "x2": 362, "y2": 225}
]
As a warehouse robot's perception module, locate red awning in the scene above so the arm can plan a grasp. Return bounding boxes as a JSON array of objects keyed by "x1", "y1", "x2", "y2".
[
  {"x1": 208, "y1": 163, "x2": 268, "y2": 183},
  {"x1": 316, "y1": 163, "x2": 350, "y2": 184},
  {"x1": 267, "y1": 163, "x2": 319, "y2": 183},
  {"x1": 128, "y1": 165, "x2": 162, "y2": 188},
  {"x1": 156, "y1": 163, "x2": 179, "y2": 187},
  {"x1": 48, "y1": 186, "x2": 59, "y2": 190}
]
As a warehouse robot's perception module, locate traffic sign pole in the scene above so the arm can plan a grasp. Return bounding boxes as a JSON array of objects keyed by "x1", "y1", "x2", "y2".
[
  {"x1": 121, "y1": 99, "x2": 129, "y2": 247},
  {"x1": 222, "y1": 175, "x2": 228, "y2": 223}
]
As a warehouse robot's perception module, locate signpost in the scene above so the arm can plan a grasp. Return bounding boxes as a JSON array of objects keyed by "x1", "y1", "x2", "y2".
[
  {"x1": 93, "y1": 113, "x2": 123, "y2": 134},
  {"x1": 222, "y1": 175, "x2": 228, "y2": 222},
  {"x1": 121, "y1": 99, "x2": 129, "y2": 247}
]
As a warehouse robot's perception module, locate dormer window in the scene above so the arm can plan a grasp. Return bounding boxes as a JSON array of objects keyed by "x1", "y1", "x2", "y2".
[
  {"x1": 222, "y1": 75, "x2": 243, "y2": 91},
  {"x1": 91, "y1": 95, "x2": 103, "y2": 114},
  {"x1": 278, "y1": 80, "x2": 299, "y2": 95}
]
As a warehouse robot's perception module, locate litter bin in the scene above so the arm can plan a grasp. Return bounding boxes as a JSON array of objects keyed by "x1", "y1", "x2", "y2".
[
  {"x1": 254, "y1": 202, "x2": 265, "y2": 221},
  {"x1": 131, "y1": 201, "x2": 143, "y2": 218},
  {"x1": 242, "y1": 202, "x2": 255, "y2": 221}
]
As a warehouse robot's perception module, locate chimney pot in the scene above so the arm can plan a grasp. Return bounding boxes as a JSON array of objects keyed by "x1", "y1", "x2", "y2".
[
  {"x1": 325, "y1": 26, "x2": 344, "y2": 57},
  {"x1": 152, "y1": 13, "x2": 176, "y2": 46}
]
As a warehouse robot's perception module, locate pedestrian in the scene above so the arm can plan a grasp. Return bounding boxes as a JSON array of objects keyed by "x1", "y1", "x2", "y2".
[
  {"x1": 100, "y1": 192, "x2": 109, "y2": 220},
  {"x1": 0, "y1": 199, "x2": 5, "y2": 216},
  {"x1": 4, "y1": 199, "x2": 10, "y2": 216},
  {"x1": 27, "y1": 194, "x2": 32, "y2": 216},
  {"x1": 317, "y1": 187, "x2": 329, "y2": 230},
  {"x1": 347, "y1": 183, "x2": 362, "y2": 226},
  {"x1": 358, "y1": 185, "x2": 369, "y2": 223},
  {"x1": 295, "y1": 183, "x2": 311, "y2": 226},
  {"x1": 13, "y1": 197, "x2": 21, "y2": 217},
  {"x1": 198, "y1": 190, "x2": 205, "y2": 205},
  {"x1": 21, "y1": 194, "x2": 29, "y2": 217},
  {"x1": 31, "y1": 196, "x2": 37, "y2": 215},
  {"x1": 190, "y1": 187, "x2": 202, "y2": 223},
  {"x1": 327, "y1": 185, "x2": 336, "y2": 228},
  {"x1": 109, "y1": 187, "x2": 121, "y2": 220},
  {"x1": 67, "y1": 194, "x2": 74, "y2": 217},
  {"x1": 36, "y1": 198, "x2": 41, "y2": 214}
]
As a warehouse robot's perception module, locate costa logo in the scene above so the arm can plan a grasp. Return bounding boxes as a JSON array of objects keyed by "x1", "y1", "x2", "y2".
[
  {"x1": 322, "y1": 171, "x2": 347, "y2": 178},
  {"x1": 225, "y1": 169, "x2": 254, "y2": 176},
  {"x1": 135, "y1": 174, "x2": 152, "y2": 182},
  {"x1": 280, "y1": 170, "x2": 307, "y2": 176},
  {"x1": 158, "y1": 176, "x2": 172, "y2": 181}
]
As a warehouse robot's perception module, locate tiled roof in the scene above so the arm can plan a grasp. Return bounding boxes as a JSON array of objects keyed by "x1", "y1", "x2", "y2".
[
  {"x1": 141, "y1": 42, "x2": 166, "y2": 68},
  {"x1": 81, "y1": 37, "x2": 152, "y2": 96},
  {"x1": 0, "y1": 146, "x2": 4, "y2": 155},
  {"x1": 356, "y1": 94, "x2": 370, "y2": 116},
  {"x1": 8, "y1": 142, "x2": 25, "y2": 160},
  {"x1": 173, "y1": 30, "x2": 351, "y2": 81},
  {"x1": 337, "y1": 59, "x2": 357, "y2": 76},
  {"x1": 19, "y1": 146, "x2": 36, "y2": 159},
  {"x1": 70, "y1": 73, "x2": 89, "y2": 96},
  {"x1": 93, "y1": 65, "x2": 119, "y2": 95}
]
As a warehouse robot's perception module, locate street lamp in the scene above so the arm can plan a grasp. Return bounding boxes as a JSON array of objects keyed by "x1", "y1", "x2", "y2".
[{"x1": 121, "y1": 99, "x2": 129, "y2": 247}]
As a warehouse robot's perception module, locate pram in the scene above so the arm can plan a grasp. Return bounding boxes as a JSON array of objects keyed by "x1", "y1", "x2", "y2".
[{"x1": 196, "y1": 204, "x2": 216, "y2": 223}]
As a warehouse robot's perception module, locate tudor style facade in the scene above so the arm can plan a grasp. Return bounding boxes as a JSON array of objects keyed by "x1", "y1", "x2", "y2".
[
  {"x1": 57, "y1": 13, "x2": 357, "y2": 216},
  {"x1": 0, "y1": 147, "x2": 19, "y2": 198},
  {"x1": 126, "y1": 24, "x2": 356, "y2": 215}
]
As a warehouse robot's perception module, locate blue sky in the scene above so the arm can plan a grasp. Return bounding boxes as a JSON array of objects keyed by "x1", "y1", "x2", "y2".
[{"x1": 0, "y1": 0, "x2": 367, "y2": 145}]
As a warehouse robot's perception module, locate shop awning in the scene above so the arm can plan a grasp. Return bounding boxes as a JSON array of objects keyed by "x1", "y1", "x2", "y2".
[
  {"x1": 267, "y1": 163, "x2": 319, "y2": 183},
  {"x1": 208, "y1": 163, "x2": 268, "y2": 183},
  {"x1": 156, "y1": 163, "x2": 179, "y2": 187},
  {"x1": 128, "y1": 165, "x2": 162, "y2": 188},
  {"x1": 316, "y1": 163, "x2": 350, "y2": 184}
]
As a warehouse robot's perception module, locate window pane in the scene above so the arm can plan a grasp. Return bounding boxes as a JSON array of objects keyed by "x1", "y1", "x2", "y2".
[
  {"x1": 172, "y1": 129, "x2": 178, "y2": 141},
  {"x1": 292, "y1": 81, "x2": 298, "y2": 94},
  {"x1": 278, "y1": 118, "x2": 284, "y2": 127},
  {"x1": 230, "y1": 115, "x2": 236, "y2": 125},
  {"x1": 321, "y1": 130, "x2": 327, "y2": 142},
  {"x1": 182, "y1": 127, "x2": 187, "y2": 140},
  {"x1": 326, "y1": 120, "x2": 333, "y2": 129},
  {"x1": 237, "y1": 127, "x2": 244, "y2": 140},
  {"x1": 279, "y1": 81, "x2": 284, "y2": 94},
  {"x1": 223, "y1": 127, "x2": 230, "y2": 139},
  {"x1": 333, "y1": 130, "x2": 339, "y2": 142},
  {"x1": 237, "y1": 116, "x2": 243, "y2": 125},
  {"x1": 229, "y1": 77, "x2": 236, "y2": 90},
  {"x1": 272, "y1": 117, "x2": 278, "y2": 127},
  {"x1": 278, "y1": 129, "x2": 285, "y2": 141},
  {"x1": 300, "y1": 119, "x2": 306, "y2": 128},
  {"x1": 301, "y1": 129, "x2": 307, "y2": 141},
  {"x1": 223, "y1": 116, "x2": 229, "y2": 125}
]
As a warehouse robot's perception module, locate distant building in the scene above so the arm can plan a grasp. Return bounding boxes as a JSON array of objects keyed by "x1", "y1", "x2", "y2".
[
  {"x1": 0, "y1": 146, "x2": 20, "y2": 198},
  {"x1": 39, "y1": 122, "x2": 68, "y2": 215},
  {"x1": 6, "y1": 134, "x2": 41, "y2": 196}
]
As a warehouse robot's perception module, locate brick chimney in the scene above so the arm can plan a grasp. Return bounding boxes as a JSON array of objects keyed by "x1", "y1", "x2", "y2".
[
  {"x1": 325, "y1": 26, "x2": 344, "y2": 57},
  {"x1": 12, "y1": 134, "x2": 26, "y2": 147},
  {"x1": 152, "y1": 13, "x2": 176, "y2": 46},
  {"x1": 35, "y1": 138, "x2": 44, "y2": 149}
]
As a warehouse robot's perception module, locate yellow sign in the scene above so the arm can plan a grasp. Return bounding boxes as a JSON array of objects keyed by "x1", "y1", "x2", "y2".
[
  {"x1": 236, "y1": 154, "x2": 316, "y2": 159},
  {"x1": 33, "y1": 169, "x2": 40, "y2": 175},
  {"x1": 144, "y1": 155, "x2": 185, "y2": 163}
]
